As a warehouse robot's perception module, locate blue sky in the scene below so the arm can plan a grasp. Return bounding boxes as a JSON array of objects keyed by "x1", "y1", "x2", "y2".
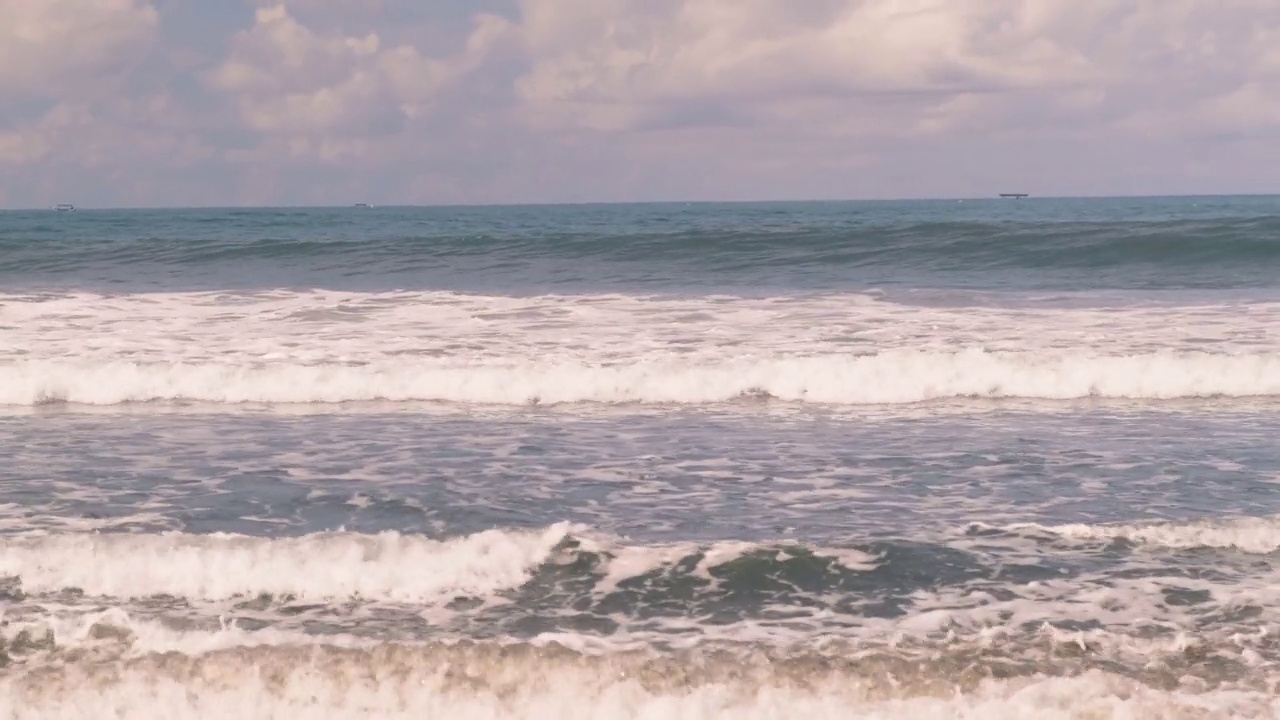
[{"x1": 2, "y1": 1, "x2": 1278, "y2": 208}]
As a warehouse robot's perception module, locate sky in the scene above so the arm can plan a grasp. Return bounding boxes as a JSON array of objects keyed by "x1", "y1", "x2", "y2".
[{"x1": 1, "y1": 0, "x2": 1278, "y2": 208}]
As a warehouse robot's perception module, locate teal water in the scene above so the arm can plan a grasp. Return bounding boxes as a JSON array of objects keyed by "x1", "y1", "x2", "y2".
[{"x1": 4, "y1": 196, "x2": 1280, "y2": 293}]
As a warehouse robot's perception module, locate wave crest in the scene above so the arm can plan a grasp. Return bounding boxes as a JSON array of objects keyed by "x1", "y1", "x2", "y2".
[
  {"x1": 4, "y1": 350, "x2": 1280, "y2": 406},
  {"x1": 991, "y1": 515, "x2": 1280, "y2": 554},
  {"x1": 0, "y1": 524, "x2": 582, "y2": 603}
]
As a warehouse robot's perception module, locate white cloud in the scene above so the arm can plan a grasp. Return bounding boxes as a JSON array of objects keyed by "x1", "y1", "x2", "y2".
[
  {"x1": 4, "y1": 0, "x2": 1280, "y2": 206},
  {"x1": 209, "y1": 5, "x2": 510, "y2": 152},
  {"x1": 0, "y1": 0, "x2": 184, "y2": 191},
  {"x1": 512, "y1": 1, "x2": 1080, "y2": 131},
  {"x1": 0, "y1": 95, "x2": 213, "y2": 168},
  {"x1": 1199, "y1": 83, "x2": 1280, "y2": 132},
  {"x1": 0, "y1": 0, "x2": 159, "y2": 100},
  {"x1": 510, "y1": 0, "x2": 1280, "y2": 139}
]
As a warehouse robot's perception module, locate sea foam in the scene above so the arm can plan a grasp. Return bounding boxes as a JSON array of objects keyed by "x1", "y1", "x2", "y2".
[
  {"x1": 0, "y1": 526, "x2": 887, "y2": 605},
  {"x1": 4, "y1": 350, "x2": 1280, "y2": 406},
  {"x1": 0, "y1": 643, "x2": 1271, "y2": 720},
  {"x1": 6, "y1": 289, "x2": 1280, "y2": 407},
  {"x1": 0, "y1": 524, "x2": 581, "y2": 603},
  {"x1": 997, "y1": 514, "x2": 1280, "y2": 554}
]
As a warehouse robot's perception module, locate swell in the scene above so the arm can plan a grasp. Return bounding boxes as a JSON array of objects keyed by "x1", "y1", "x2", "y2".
[
  {"x1": 6, "y1": 216, "x2": 1280, "y2": 289},
  {"x1": 5, "y1": 350, "x2": 1280, "y2": 406}
]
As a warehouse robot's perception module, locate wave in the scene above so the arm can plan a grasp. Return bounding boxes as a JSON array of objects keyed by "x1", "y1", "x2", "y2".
[
  {"x1": 5, "y1": 350, "x2": 1280, "y2": 406},
  {"x1": 7, "y1": 212, "x2": 1280, "y2": 271},
  {"x1": 6, "y1": 208, "x2": 1280, "y2": 291},
  {"x1": 4, "y1": 601, "x2": 1278, "y2": 716},
  {"x1": 0, "y1": 526, "x2": 882, "y2": 605},
  {"x1": 0, "y1": 628, "x2": 1273, "y2": 718},
  {"x1": 14, "y1": 522, "x2": 1280, "y2": 648},
  {"x1": 0, "y1": 525, "x2": 582, "y2": 603},
  {"x1": 990, "y1": 515, "x2": 1280, "y2": 554}
]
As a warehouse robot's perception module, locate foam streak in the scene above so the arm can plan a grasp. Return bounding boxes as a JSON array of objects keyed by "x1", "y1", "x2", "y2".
[{"x1": 4, "y1": 351, "x2": 1280, "y2": 406}]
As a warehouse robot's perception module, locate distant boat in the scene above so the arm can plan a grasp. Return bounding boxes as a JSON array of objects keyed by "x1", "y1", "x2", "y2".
[
  {"x1": 998, "y1": 193, "x2": 1029, "y2": 199},
  {"x1": 353, "y1": 203, "x2": 373, "y2": 208},
  {"x1": 53, "y1": 204, "x2": 76, "y2": 212}
]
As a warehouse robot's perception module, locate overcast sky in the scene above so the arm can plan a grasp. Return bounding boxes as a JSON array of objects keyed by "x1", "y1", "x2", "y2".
[{"x1": 2, "y1": 0, "x2": 1278, "y2": 208}]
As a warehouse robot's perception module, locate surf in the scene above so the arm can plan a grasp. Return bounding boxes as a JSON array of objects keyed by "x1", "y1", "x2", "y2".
[{"x1": 5, "y1": 350, "x2": 1280, "y2": 406}]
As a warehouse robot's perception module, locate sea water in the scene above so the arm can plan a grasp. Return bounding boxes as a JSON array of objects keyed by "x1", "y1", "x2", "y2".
[{"x1": 3, "y1": 197, "x2": 1280, "y2": 718}]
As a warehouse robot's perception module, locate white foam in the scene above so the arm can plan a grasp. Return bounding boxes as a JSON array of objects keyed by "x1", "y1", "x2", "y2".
[
  {"x1": 4, "y1": 602, "x2": 1277, "y2": 717},
  {"x1": 0, "y1": 608, "x2": 393, "y2": 661},
  {"x1": 1005, "y1": 515, "x2": 1280, "y2": 554},
  {"x1": 6, "y1": 350, "x2": 1280, "y2": 406},
  {"x1": 0, "y1": 527, "x2": 888, "y2": 608},
  {"x1": 812, "y1": 548, "x2": 882, "y2": 572},
  {"x1": 0, "y1": 524, "x2": 581, "y2": 603},
  {"x1": 5, "y1": 289, "x2": 1280, "y2": 407},
  {"x1": 589, "y1": 540, "x2": 881, "y2": 595},
  {"x1": 0, "y1": 650, "x2": 1273, "y2": 720}
]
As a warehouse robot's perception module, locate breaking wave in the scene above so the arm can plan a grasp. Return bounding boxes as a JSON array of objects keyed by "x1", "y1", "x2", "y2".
[
  {"x1": 989, "y1": 514, "x2": 1280, "y2": 554},
  {"x1": 0, "y1": 525, "x2": 582, "y2": 603},
  {"x1": 4, "y1": 350, "x2": 1280, "y2": 406},
  {"x1": 0, "y1": 525, "x2": 883, "y2": 605}
]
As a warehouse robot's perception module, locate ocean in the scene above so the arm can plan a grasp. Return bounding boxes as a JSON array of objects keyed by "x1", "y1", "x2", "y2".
[{"x1": 2, "y1": 196, "x2": 1280, "y2": 717}]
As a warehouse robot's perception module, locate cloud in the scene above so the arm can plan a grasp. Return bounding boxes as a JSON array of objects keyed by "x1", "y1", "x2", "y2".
[
  {"x1": 0, "y1": 0, "x2": 200, "y2": 189},
  {"x1": 0, "y1": 0, "x2": 159, "y2": 100},
  {"x1": 0, "y1": 95, "x2": 213, "y2": 171},
  {"x1": 511, "y1": 1, "x2": 1082, "y2": 132},
  {"x1": 208, "y1": 5, "x2": 511, "y2": 157},
  {"x1": 3, "y1": 0, "x2": 1280, "y2": 206},
  {"x1": 509, "y1": 0, "x2": 1280, "y2": 140}
]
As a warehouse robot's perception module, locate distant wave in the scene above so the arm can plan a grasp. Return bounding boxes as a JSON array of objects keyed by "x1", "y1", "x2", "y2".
[
  {"x1": 6, "y1": 217, "x2": 1280, "y2": 268},
  {"x1": 4, "y1": 350, "x2": 1280, "y2": 406},
  {"x1": 986, "y1": 515, "x2": 1280, "y2": 554},
  {"x1": 6, "y1": 214, "x2": 1280, "y2": 291}
]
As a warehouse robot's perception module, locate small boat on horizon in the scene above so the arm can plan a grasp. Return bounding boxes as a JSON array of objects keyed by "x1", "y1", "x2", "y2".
[
  {"x1": 353, "y1": 202, "x2": 374, "y2": 208},
  {"x1": 998, "y1": 193, "x2": 1029, "y2": 199},
  {"x1": 53, "y1": 203, "x2": 76, "y2": 212}
]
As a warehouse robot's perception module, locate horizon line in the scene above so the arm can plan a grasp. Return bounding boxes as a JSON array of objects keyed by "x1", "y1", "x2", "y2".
[{"x1": 3, "y1": 192, "x2": 1278, "y2": 212}]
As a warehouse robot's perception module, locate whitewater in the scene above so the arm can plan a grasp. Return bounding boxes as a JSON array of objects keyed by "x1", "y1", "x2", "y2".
[
  {"x1": 4, "y1": 289, "x2": 1280, "y2": 406},
  {"x1": 5, "y1": 198, "x2": 1280, "y2": 718}
]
